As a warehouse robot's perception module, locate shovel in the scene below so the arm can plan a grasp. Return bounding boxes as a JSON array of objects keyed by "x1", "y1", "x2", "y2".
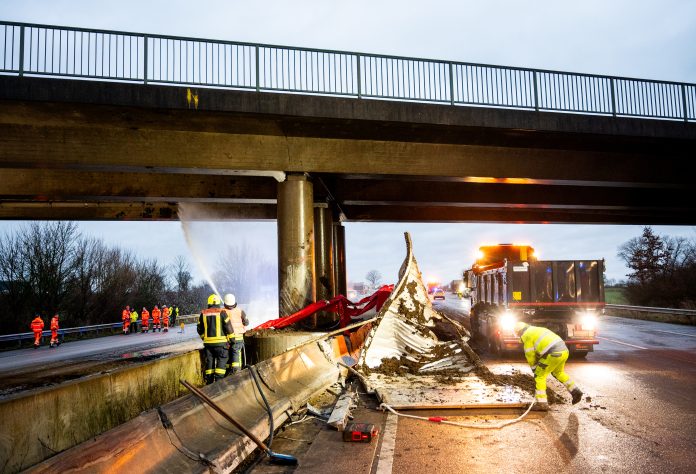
[{"x1": 180, "y1": 379, "x2": 298, "y2": 466}]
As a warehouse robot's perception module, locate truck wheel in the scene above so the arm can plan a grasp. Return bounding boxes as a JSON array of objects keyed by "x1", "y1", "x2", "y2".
[{"x1": 488, "y1": 332, "x2": 501, "y2": 357}]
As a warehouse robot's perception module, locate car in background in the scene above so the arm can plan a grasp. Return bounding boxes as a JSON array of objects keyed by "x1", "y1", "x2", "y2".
[{"x1": 432, "y1": 288, "x2": 446, "y2": 300}]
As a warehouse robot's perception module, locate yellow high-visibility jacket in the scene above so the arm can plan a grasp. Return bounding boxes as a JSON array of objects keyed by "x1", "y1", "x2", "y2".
[
  {"x1": 197, "y1": 306, "x2": 235, "y2": 346},
  {"x1": 520, "y1": 325, "x2": 567, "y2": 367}
]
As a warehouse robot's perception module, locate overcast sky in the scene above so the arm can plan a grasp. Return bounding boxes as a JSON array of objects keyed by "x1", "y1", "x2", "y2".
[{"x1": 1, "y1": 1, "x2": 694, "y2": 289}]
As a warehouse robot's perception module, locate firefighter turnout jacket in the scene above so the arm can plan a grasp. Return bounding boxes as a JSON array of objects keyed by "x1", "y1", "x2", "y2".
[
  {"x1": 220, "y1": 307, "x2": 249, "y2": 342},
  {"x1": 198, "y1": 306, "x2": 235, "y2": 346}
]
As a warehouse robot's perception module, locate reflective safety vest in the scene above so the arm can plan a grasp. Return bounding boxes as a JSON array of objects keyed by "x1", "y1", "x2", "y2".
[
  {"x1": 142, "y1": 309, "x2": 150, "y2": 323},
  {"x1": 198, "y1": 307, "x2": 234, "y2": 346},
  {"x1": 131, "y1": 311, "x2": 138, "y2": 323},
  {"x1": 162, "y1": 307, "x2": 170, "y2": 323},
  {"x1": 31, "y1": 317, "x2": 44, "y2": 332},
  {"x1": 122, "y1": 309, "x2": 130, "y2": 322},
  {"x1": 221, "y1": 307, "x2": 247, "y2": 341},
  {"x1": 520, "y1": 325, "x2": 568, "y2": 367},
  {"x1": 50, "y1": 317, "x2": 59, "y2": 331},
  {"x1": 152, "y1": 307, "x2": 161, "y2": 322}
]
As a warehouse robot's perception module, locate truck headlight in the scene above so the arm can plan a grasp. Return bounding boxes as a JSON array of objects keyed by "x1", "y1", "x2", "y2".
[
  {"x1": 500, "y1": 312, "x2": 516, "y2": 333},
  {"x1": 581, "y1": 313, "x2": 597, "y2": 331}
]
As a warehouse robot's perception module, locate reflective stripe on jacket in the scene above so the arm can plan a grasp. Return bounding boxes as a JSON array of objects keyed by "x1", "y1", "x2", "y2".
[
  {"x1": 520, "y1": 325, "x2": 568, "y2": 367},
  {"x1": 198, "y1": 307, "x2": 234, "y2": 345},
  {"x1": 31, "y1": 318, "x2": 44, "y2": 332}
]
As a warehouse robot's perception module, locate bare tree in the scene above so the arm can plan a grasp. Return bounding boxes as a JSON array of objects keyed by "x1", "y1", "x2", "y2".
[
  {"x1": 365, "y1": 270, "x2": 382, "y2": 288},
  {"x1": 215, "y1": 242, "x2": 276, "y2": 303},
  {"x1": 172, "y1": 255, "x2": 193, "y2": 294}
]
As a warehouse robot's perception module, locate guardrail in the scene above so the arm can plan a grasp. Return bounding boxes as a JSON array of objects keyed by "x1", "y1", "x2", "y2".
[
  {"x1": 605, "y1": 304, "x2": 696, "y2": 316},
  {"x1": 1, "y1": 20, "x2": 694, "y2": 122},
  {"x1": 0, "y1": 314, "x2": 199, "y2": 346},
  {"x1": 605, "y1": 304, "x2": 696, "y2": 325}
]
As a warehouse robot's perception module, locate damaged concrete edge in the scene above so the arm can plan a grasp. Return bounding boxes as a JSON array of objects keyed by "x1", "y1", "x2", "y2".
[{"x1": 27, "y1": 341, "x2": 342, "y2": 474}]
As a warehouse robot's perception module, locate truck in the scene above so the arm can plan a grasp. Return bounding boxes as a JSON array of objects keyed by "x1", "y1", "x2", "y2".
[{"x1": 464, "y1": 244, "x2": 604, "y2": 358}]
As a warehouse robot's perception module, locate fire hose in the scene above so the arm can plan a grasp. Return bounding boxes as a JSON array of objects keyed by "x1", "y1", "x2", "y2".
[{"x1": 379, "y1": 401, "x2": 536, "y2": 429}]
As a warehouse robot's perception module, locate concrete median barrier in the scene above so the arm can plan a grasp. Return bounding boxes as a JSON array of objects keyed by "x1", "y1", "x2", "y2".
[
  {"x1": 0, "y1": 350, "x2": 203, "y2": 473},
  {"x1": 25, "y1": 340, "x2": 342, "y2": 473}
]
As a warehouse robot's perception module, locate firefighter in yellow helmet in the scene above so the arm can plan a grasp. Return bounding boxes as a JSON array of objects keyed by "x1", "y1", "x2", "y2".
[
  {"x1": 513, "y1": 322, "x2": 583, "y2": 411},
  {"x1": 197, "y1": 294, "x2": 235, "y2": 384},
  {"x1": 222, "y1": 293, "x2": 249, "y2": 375}
]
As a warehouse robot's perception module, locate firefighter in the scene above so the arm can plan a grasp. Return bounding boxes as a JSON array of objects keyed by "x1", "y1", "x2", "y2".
[
  {"x1": 130, "y1": 308, "x2": 138, "y2": 333},
  {"x1": 222, "y1": 293, "x2": 249, "y2": 375},
  {"x1": 152, "y1": 305, "x2": 161, "y2": 332},
  {"x1": 162, "y1": 305, "x2": 170, "y2": 332},
  {"x1": 49, "y1": 313, "x2": 60, "y2": 348},
  {"x1": 513, "y1": 322, "x2": 584, "y2": 411},
  {"x1": 141, "y1": 307, "x2": 150, "y2": 333},
  {"x1": 197, "y1": 294, "x2": 234, "y2": 384},
  {"x1": 122, "y1": 305, "x2": 131, "y2": 335},
  {"x1": 30, "y1": 315, "x2": 44, "y2": 349}
]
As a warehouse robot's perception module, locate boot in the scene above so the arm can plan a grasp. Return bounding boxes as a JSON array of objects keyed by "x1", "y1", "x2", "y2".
[
  {"x1": 571, "y1": 388, "x2": 584, "y2": 405},
  {"x1": 531, "y1": 401, "x2": 549, "y2": 412}
]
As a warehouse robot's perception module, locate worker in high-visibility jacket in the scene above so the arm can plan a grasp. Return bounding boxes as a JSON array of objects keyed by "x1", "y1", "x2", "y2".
[
  {"x1": 30, "y1": 315, "x2": 44, "y2": 349},
  {"x1": 122, "y1": 305, "x2": 131, "y2": 335},
  {"x1": 514, "y1": 322, "x2": 584, "y2": 411},
  {"x1": 162, "y1": 305, "x2": 170, "y2": 332},
  {"x1": 130, "y1": 308, "x2": 138, "y2": 333},
  {"x1": 222, "y1": 293, "x2": 249, "y2": 375},
  {"x1": 197, "y1": 294, "x2": 235, "y2": 384},
  {"x1": 49, "y1": 314, "x2": 60, "y2": 348},
  {"x1": 152, "y1": 305, "x2": 162, "y2": 332},
  {"x1": 141, "y1": 307, "x2": 150, "y2": 333}
]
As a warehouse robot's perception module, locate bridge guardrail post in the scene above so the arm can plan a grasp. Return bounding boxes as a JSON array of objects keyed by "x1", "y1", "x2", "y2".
[
  {"x1": 533, "y1": 70, "x2": 539, "y2": 111},
  {"x1": 255, "y1": 46, "x2": 260, "y2": 92},
  {"x1": 356, "y1": 54, "x2": 362, "y2": 98},
  {"x1": 143, "y1": 35, "x2": 148, "y2": 84},
  {"x1": 449, "y1": 62, "x2": 455, "y2": 105},
  {"x1": 610, "y1": 77, "x2": 617, "y2": 117},
  {"x1": 18, "y1": 25, "x2": 25, "y2": 76},
  {"x1": 681, "y1": 84, "x2": 688, "y2": 122}
]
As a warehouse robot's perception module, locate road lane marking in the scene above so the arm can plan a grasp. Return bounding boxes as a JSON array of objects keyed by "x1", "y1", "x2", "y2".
[
  {"x1": 652, "y1": 329, "x2": 696, "y2": 339},
  {"x1": 597, "y1": 336, "x2": 648, "y2": 350},
  {"x1": 375, "y1": 412, "x2": 398, "y2": 473}
]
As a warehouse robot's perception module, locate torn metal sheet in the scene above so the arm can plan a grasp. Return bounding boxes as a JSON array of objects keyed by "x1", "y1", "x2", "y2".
[{"x1": 358, "y1": 232, "x2": 531, "y2": 409}]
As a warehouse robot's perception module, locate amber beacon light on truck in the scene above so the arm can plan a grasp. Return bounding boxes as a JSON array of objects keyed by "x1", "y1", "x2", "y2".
[{"x1": 464, "y1": 244, "x2": 604, "y2": 357}]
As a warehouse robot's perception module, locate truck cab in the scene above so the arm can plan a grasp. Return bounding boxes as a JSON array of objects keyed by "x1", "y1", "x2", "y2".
[{"x1": 465, "y1": 244, "x2": 603, "y2": 357}]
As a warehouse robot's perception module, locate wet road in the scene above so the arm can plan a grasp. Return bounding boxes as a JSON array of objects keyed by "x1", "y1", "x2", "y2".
[
  {"x1": 375, "y1": 295, "x2": 696, "y2": 473},
  {"x1": 0, "y1": 324, "x2": 202, "y2": 396},
  {"x1": 249, "y1": 295, "x2": 696, "y2": 473}
]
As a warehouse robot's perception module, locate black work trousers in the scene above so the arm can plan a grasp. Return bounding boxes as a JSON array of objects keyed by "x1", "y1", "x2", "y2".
[{"x1": 204, "y1": 345, "x2": 229, "y2": 384}]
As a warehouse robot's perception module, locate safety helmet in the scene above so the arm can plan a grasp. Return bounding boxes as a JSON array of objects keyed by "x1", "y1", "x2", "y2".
[
  {"x1": 513, "y1": 322, "x2": 529, "y2": 337},
  {"x1": 207, "y1": 294, "x2": 221, "y2": 306},
  {"x1": 223, "y1": 293, "x2": 236, "y2": 307}
]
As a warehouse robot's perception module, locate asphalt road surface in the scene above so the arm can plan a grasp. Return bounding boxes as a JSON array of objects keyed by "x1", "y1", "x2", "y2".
[
  {"x1": 253, "y1": 294, "x2": 696, "y2": 473},
  {"x1": 0, "y1": 324, "x2": 202, "y2": 396}
]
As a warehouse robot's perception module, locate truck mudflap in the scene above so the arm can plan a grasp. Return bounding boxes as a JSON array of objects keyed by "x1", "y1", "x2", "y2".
[{"x1": 500, "y1": 338, "x2": 599, "y2": 352}]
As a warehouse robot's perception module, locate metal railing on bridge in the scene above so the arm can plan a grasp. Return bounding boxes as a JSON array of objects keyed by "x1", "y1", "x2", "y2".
[{"x1": 1, "y1": 20, "x2": 694, "y2": 121}]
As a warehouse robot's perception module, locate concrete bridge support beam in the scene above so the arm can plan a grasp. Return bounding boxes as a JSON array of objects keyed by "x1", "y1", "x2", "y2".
[
  {"x1": 334, "y1": 222, "x2": 348, "y2": 298},
  {"x1": 313, "y1": 203, "x2": 337, "y2": 327},
  {"x1": 277, "y1": 173, "x2": 316, "y2": 318}
]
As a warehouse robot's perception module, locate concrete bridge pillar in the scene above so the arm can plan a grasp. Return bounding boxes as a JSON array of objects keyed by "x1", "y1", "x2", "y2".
[
  {"x1": 313, "y1": 203, "x2": 337, "y2": 327},
  {"x1": 277, "y1": 173, "x2": 315, "y2": 318},
  {"x1": 333, "y1": 222, "x2": 347, "y2": 298}
]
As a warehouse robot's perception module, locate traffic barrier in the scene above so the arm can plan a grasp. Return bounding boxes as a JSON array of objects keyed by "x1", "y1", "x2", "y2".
[
  {"x1": 605, "y1": 304, "x2": 696, "y2": 325},
  {"x1": 27, "y1": 340, "x2": 342, "y2": 473},
  {"x1": 0, "y1": 350, "x2": 203, "y2": 473}
]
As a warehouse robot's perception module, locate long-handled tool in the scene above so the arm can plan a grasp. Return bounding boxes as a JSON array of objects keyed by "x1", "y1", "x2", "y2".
[{"x1": 180, "y1": 379, "x2": 298, "y2": 466}]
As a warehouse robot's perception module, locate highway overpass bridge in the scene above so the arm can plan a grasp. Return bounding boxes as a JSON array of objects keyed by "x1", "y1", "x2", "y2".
[{"x1": 1, "y1": 21, "x2": 695, "y2": 315}]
